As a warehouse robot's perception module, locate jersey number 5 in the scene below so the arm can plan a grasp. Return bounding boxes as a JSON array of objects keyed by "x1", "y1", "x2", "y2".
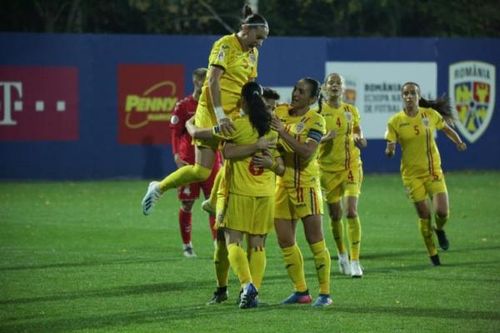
[{"x1": 414, "y1": 125, "x2": 420, "y2": 135}]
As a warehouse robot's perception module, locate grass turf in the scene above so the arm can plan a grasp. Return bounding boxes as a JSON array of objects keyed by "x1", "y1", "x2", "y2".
[{"x1": 1, "y1": 172, "x2": 499, "y2": 332}]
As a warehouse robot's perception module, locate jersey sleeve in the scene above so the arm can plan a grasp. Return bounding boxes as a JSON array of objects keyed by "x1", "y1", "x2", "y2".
[
  {"x1": 431, "y1": 109, "x2": 446, "y2": 130},
  {"x1": 385, "y1": 116, "x2": 398, "y2": 142},
  {"x1": 209, "y1": 38, "x2": 233, "y2": 71},
  {"x1": 352, "y1": 106, "x2": 361, "y2": 128},
  {"x1": 306, "y1": 114, "x2": 326, "y2": 143}
]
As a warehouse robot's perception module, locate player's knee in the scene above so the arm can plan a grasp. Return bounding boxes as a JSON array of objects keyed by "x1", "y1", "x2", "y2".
[
  {"x1": 435, "y1": 211, "x2": 449, "y2": 219},
  {"x1": 181, "y1": 201, "x2": 194, "y2": 212},
  {"x1": 193, "y1": 164, "x2": 212, "y2": 182},
  {"x1": 346, "y1": 207, "x2": 358, "y2": 219}
]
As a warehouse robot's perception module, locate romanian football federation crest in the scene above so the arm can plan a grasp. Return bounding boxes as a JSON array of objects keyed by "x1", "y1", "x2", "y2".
[
  {"x1": 449, "y1": 61, "x2": 496, "y2": 143},
  {"x1": 422, "y1": 116, "x2": 430, "y2": 128}
]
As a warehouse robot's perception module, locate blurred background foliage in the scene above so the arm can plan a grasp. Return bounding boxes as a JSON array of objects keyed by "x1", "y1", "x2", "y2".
[{"x1": 1, "y1": 0, "x2": 499, "y2": 36}]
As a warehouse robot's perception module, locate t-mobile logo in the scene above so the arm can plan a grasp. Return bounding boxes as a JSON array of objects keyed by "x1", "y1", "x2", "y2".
[
  {"x1": 0, "y1": 66, "x2": 78, "y2": 141},
  {"x1": 0, "y1": 81, "x2": 68, "y2": 126}
]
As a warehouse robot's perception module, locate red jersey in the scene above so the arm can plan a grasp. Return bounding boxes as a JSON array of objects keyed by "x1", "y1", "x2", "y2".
[{"x1": 170, "y1": 95, "x2": 197, "y2": 164}]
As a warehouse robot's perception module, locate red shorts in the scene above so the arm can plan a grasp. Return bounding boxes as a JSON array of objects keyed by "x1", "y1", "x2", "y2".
[{"x1": 177, "y1": 161, "x2": 222, "y2": 201}]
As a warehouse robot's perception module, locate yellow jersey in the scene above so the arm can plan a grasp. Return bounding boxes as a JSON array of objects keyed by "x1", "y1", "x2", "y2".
[
  {"x1": 274, "y1": 104, "x2": 326, "y2": 188},
  {"x1": 199, "y1": 34, "x2": 259, "y2": 116},
  {"x1": 213, "y1": 115, "x2": 278, "y2": 196},
  {"x1": 316, "y1": 102, "x2": 362, "y2": 172},
  {"x1": 385, "y1": 107, "x2": 446, "y2": 179}
]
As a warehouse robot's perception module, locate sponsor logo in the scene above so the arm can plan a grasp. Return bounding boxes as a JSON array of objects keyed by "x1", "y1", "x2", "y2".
[
  {"x1": 343, "y1": 77, "x2": 357, "y2": 105},
  {"x1": 118, "y1": 64, "x2": 184, "y2": 144},
  {"x1": 295, "y1": 121, "x2": 305, "y2": 133},
  {"x1": 449, "y1": 61, "x2": 496, "y2": 143},
  {"x1": 0, "y1": 66, "x2": 78, "y2": 141}
]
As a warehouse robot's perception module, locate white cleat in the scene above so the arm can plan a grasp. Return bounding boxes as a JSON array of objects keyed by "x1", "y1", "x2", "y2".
[
  {"x1": 350, "y1": 260, "x2": 363, "y2": 278},
  {"x1": 183, "y1": 246, "x2": 197, "y2": 258},
  {"x1": 141, "y1": 181, "x2": 161, "y2": 215},
  {"x1": 338, "y1": 252, "x2": 351, "y2": 276}
]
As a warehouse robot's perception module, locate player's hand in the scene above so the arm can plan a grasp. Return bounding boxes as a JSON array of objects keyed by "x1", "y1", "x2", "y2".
[
  {"x1": 354, "y1": 136, "x2": 367, "y2": 149},
  {"x1": 256, "y1": 136, "x2": 277, "y2": 151},
  {"x1": 456, "y1": 142, "x2": 467, "y2": 151},
  {"x1": 218, "y1": 117, "x2": 235, "y2": 137},
  {"x1": 385, "y1": 147, "x2": 395, "y2": 158},
  {"x1": 271, "y1": 116, "x2": 285, "y2": 134},
  {"x1": 321, "y1": 130, "x2": 336, "y2": 142},
  {"x1": 252, "y1": 151, "x2": 273, "y2": 169}
]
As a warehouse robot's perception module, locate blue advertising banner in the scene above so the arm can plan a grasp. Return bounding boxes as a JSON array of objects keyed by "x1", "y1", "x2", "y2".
[{"x1": 0, "y1": 33, "x2": 498, "y2": 179}]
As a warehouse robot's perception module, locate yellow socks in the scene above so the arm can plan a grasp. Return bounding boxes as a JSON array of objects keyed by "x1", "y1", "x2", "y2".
[
  {"x1": 309, "y1": 240, "x2": 331, "y2": 295},
  {"x1": 281, "y1": 244, "x2": 307, "y2": 292},
  {"x1": 213, "y1": 240, "x2": 229, "y2": 288},
  {"x1": 347, "y1": 216, "x2": 361, "y2": 261},
  {"x1": 331, "y1": 218, "x2": 346, "y2": 254},
  {"x1": 158, "y1": 164, "x2": 211, "y2": 192},
  {"x1": 435, "y1": 214, "x2": 448, "y2": 230},
  {"x1": 419, "y1": 218, "x2": 437, "y2": 256},
  {"x1": 248, "y1": 246, "x2": 266, "y2": 290},
  {"x1": 227, "y1": 243, "x2": 252, "y2": 287}
]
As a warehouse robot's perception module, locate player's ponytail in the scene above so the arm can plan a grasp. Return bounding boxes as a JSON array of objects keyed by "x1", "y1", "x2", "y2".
[
  {"x1": 242, "y1": 82, "x2": 271, "y2": 137},
  {"x1": 419, "y1": 95, "x2": 454, "y2": 125},
  {"x1": 242, "y1": 4, "x2": 253, "y2": 19},
  {"x1": 241, "y1": 5, "x2": 268, "y2": 29}
]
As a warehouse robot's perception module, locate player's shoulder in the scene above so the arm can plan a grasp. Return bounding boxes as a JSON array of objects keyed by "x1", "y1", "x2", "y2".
[
  {"x1": 214, "y1": 34, "x2": 238, "y2": 49},
  {"x1": 341, "y1": 102, "x2": 358, "y2": 113},
  {"x1": 420, "y1": 107, "x2": 440, "y2": 118},
  {"x1": 307, "y1": 108, "x2": 325, "y2": 122},
  {"x1": 274, "y1": 103, "x2": 291, "y2": 117},
  {"x1": 174, "y1": 96, "x2": 194, "y2": 111},
  {"x1": 388, "y1": 110, "x2": 404, "y2": 123}
]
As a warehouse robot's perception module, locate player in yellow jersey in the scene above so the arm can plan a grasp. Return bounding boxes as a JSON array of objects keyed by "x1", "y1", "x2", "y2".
[
  {"x1": 385, "y1": 82, "x2": 467, "y2": 266},
  {"x1": 317, "y1": 73, "x2": 367, "y2": 278},
  {"x1": 201, "y1": 87, "x2": 281, "y2": 215},
  {"x1": 186, "y1": 82, "x2": 284, "y2": 309},
  {"x1": 141, "y1": 5, "x2": 269, "y2": 215},
  {"x1": 271, "y1": 78, "x2": 332, "y2": 307}
]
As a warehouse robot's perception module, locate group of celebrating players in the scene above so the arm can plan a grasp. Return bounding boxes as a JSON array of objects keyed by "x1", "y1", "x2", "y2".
[{"x1": 141, "y1": 5, "x2": 467, "y2": 309}]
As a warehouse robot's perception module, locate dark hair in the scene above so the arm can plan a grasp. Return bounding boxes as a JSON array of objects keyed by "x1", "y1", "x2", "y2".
[
  {"x1": 241, "y1": 5, "x2": 268, "y2": 28},
  {"x1": 262, "y1": 87, "x2": 280, "y2": 100},
  {"x1": 302, "y1": 77, "x2": 323, "y2": 113},
  {"x1": 403, "y1": 82, "x2": 454, "y2": 124},
  {"x1": 192, "y1": 67, "x2": 207, "y2": 79},
  {"x1": 241, "y1": 81, "x2": 271, "y2": 137}
]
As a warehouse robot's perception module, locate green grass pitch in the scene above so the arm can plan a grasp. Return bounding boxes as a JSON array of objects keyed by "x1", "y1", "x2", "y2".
[{"x1": 1, "y1": 172, "x2": 499, "y2": 332}]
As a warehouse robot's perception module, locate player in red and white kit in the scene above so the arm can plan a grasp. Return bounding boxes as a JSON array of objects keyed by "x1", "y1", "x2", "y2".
[{"x1": 170, "y1": 68, "x2": 221, "y2": 257}]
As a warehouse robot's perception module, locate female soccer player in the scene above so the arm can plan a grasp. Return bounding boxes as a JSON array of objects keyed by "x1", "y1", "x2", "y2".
[
  {"x1": 187, "y1": 81, "x2": 284, "y2": 309},
  {"x1": 201, "y1": 87, "x2": 281, "y2": 215},
  {"x1": 317, "y1": 73, "x2": 367, "y2": 277},
  {"x1": 142, "y1": 5, "x2": 269, "y2": 215},
  {"x1": 385, "y1": 82, "x2": 467, "y2": 265},
  {"x1": 271, "y1": 78, "x2": 332, "y2": 307}
]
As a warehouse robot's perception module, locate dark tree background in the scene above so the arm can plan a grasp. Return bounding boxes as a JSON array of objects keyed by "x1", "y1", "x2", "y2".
[{"x1": 1, "y1": 0, "x2": 499, "y2": 36}]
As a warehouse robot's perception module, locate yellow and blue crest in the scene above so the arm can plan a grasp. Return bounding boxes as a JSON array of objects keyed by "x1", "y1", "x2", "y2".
[{"x1": 449, "y1": 61, "x2": 496, "y2": 143}]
